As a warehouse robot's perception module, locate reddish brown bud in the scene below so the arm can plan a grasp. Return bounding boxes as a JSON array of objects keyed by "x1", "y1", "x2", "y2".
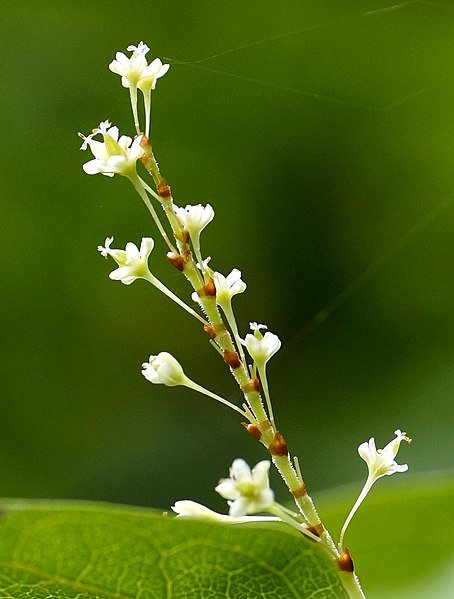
[
  {"x1": 307, "y1": 523, "x2": 324, "y2": 538},
  {"x1": 224, "y1": 350, "x2": 241, "y2": 370},
  {"x1": 157, "y1": 179, "x2": 171, "y2": 198},
  {"x1": 241, "y1": 422, "x2": 262, "y2": 440},
  {"x1": 268, "y1": 432, "x2": 289, "y2": 456},
  {"x1": 140, "y1": 133, "x2": 151, "y2": 146},
  {"x1": 166, "y1": 252, "x2": 186, "y2": 271},
  {"x1": 337, "y1": 547, "x2": 354, "y2": 572},
  {"x1": 194, "y1": 278, "x2": 216, "y2": 299},
  {"x1": 242, "y1": 378, "x2": 260, "y2": 393},
  {"x1": 291, "y1": 483, "x2": 307, "y2": 498},
  {"x1": 203, "y1": 277, "x2": 216, "y2": 296}
]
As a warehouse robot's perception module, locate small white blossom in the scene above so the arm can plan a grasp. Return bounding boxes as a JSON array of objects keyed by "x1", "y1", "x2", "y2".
[
  {"x1": 142, "y1": 352, "x2": 250, "y2": 418},
  {"x1": 172, "y1": 501, "x2": 232, "y2": 521},
  {"x1": 80, "y1": 121, "x2": 143, "y2": 178},
  {"x1": 213, "y1": 269, "x2": 246, "y2": 306},
  {"x1": 98, "y1": 237, "x2": 154, "y2": 285},
  {"x1": 109, "y1": 42, "x2": 170, "y2": 92},
  {"x1": 172, "y1": 500, "x2": 280, "y2": 524},
  {"x1": 358, "y1": 429, "x2": 411, "y2": 481},
  {"x1": 215, "y1": 459, "x2": 274, "y2": 517},
  {"x1": 174, "y1": 204, "x2": 215, "y2": 240},
  {"x1": 243, "y1": 326, "x2": 281, "y2": 368},
  {"x1": 242, "y1": 323, "x2": 281, "y2": 428},
  {"x1": 174, "y1": 204, "x2": 215, "y2": 278},
  {"x1": 339, "y1": 429, "x2": 411, "y2": 551},
  {"x1": 142, "y1": 352, "x2": 187, "y2": 387},
  {"x1": 109, "y1": 43, "x2": 169, "y2": 137}
]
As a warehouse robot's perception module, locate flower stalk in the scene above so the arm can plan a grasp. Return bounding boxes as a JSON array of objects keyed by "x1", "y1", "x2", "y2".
[{"x1": 80, "y1": 41, "x2": 412, "y2": 599}]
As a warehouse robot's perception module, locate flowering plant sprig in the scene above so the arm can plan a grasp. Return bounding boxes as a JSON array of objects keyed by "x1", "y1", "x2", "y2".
[{"x1": 80, "y1": 41, "x2": 412, "y2": 599}]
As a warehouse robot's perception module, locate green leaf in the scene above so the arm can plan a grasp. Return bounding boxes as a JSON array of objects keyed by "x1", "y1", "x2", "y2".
[{"x1": 0, "y1": 500, "x2": 347, "y2": 599}]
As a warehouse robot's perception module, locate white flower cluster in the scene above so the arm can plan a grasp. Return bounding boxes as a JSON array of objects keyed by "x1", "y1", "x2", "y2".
[
  {"x1": 79, "y1": 42, "x2": 170, "y2": 179},
  {"x1": 109, "y1": 41, "x2": 169, "y2": 137},
  {"x1": 109, "y1": 41, "x2": 169, "y2": 93}
]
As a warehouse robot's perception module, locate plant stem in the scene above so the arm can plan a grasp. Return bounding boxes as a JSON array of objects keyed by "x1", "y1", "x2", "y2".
[
  {"x1": 137, "y1": 145, "x2": 367, "y2": 599},
  {"x1": 339, "y1": 476, "x2": 374, "y2": 553},
  {"x1": 338, "y1": 571, "x2": 367, "y2": 599}
]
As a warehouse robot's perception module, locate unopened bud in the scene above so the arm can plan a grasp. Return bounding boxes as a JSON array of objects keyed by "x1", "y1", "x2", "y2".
[
  {"x1": 269, "y1": 432, "x2": 288, "y2": 456},
  {"x1": 242, "y1": 422, "x2": 262, "y2": 440},
  {"x1": 166, "y1": 251, "x2": 186, "y2": 271},
  {"x1": 224, "y1": 350, "x2": 241, "y2": 370},
  {"x1": 337, "y1": 547, "x2": 354, "y2": 572}
]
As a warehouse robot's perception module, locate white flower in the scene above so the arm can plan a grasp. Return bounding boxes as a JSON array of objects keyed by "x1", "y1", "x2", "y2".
[
  {"x1": 174, "y1": 204, "x2": 215, "y2": 275},
  {"x1": 142, "y1": 352, "x2": 250, "y2": 418},
  {"x1": 243, "y1": 326, "x2": 281, "y2": 368},
  {"x1": 338, "y1": 429, "x2": 411, "y2": 551},
  {"x1": 80, "y1": 121, "x2": 143, "y2": 178},
  {"x1": 172, "y1": 501, "x2": 232, "y2": 521},
  {"x1": 98, "y1": 237, "x2": 154, "y2": 285},
  {"x1": 109, "y1": 42, "x2": 170, "y2": 92},
  {"x1": 141, "y1": 352, "x2": 187, "y2": 387},
  {"x1": 109, "y1": 42, "x2": 170, "y2": 137},
  {"x1": 174, "y1": 204, "x2": 214, "y2": 238},
  {"x1": 213, "y1": 269, "x2": 246, "y2": 306},
  {"x1": 358, "y1": 429, "x2": 411, "y2": 481},
  {"x1": 215, "y1": 459, "x2": 274, "y2": 517},
  {"x1": 241, "y1": 323, "x2": 281, "y2": 427},
  {"x1": 172, "y1": 500, "x2": 280, "y2": 524}
]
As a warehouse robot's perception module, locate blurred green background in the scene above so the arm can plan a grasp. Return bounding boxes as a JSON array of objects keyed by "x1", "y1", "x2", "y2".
[{"x1": 1, "y1": 0, "x2": 454, "y2": 593}]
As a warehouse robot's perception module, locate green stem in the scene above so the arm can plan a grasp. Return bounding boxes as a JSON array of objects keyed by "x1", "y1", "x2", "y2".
[
  {"x1": 256, "y1": 364, "x2": 276, "y2": 430},
  {"x1": 136, "y1": 145, "x2": 366, "y2": 599},
  {"x1": 129, "y1": 86, "x2": 140, "y2": 136},
  {"x1": 218, "y1": 300, "x2": 247, "y2": 367},
  {"x1": 129, "y1": 176, "x2": 177, "y2": 253},
  {"x1": 184, "y1": 378, "x2": 251, "y2": 420},
  {"x1": 139, "y1": 177, "x2": 185, "y2": 240},
  {"x1": 267, "y1": 503, "x2": 321, "y2": 543},
  {"x1": 143, "y1": 272, "x2": 207, "y2": 325},
  {"x1": 338, "y1": 572, "x2": 367, "y2": 599},
  {"x1": 143, "y1": 89, "x2": 151, "y2": 138},
  {"x1": 338, "y1": 476, "x2": 374, "y2": 552}
]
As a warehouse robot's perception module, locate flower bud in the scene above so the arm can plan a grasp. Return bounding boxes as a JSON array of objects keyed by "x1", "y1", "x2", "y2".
[{"x1": 142, "y1": 352, "x2": 187, "y2": 386}]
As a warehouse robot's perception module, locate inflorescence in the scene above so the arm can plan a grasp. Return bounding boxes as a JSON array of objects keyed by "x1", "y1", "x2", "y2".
[{"x1": 80, "y1": 41, "x2": 412, "y2": 599}]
